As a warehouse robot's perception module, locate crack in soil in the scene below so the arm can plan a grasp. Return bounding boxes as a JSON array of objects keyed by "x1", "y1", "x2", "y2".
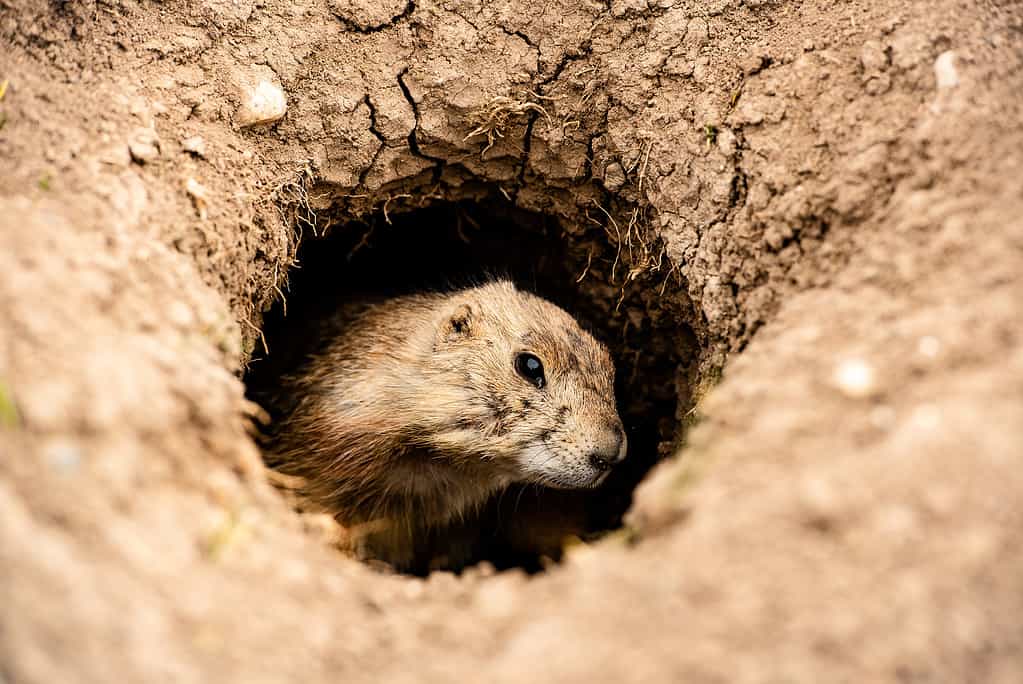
[
  {"x1": 498, "y1": 25, "x2": 538, "y2": 50},
  {"x1": 396, "y1": 66, "x2": 445, "y2": 184},
  {"x1": 508, "y1": 16, "x2": 607, "y2": 198},
  {"x1": 511, "y1": 111, "x2": 539, "y2": 202},
  {"x1": 358, "y1": 94, "x2": 387, "y2": 187}
]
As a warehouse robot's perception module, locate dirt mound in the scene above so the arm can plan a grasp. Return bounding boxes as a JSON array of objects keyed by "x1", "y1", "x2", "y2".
[{"x1": 1, "y1": 0, "x2": 1022, "y2": 681}]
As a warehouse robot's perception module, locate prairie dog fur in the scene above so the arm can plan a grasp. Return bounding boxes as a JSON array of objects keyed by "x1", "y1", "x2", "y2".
[{"x1": 260, "y1": 280, "x2": 626, "y2": 569}]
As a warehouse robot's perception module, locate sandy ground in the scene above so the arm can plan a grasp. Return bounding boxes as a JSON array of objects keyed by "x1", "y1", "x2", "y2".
[{"x1": 1, "y1": 0, "x2": 1022, "y2": 681}]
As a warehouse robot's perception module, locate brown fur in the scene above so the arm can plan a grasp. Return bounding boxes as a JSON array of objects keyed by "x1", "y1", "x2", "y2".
[{"x1": 260, "y1": 281, "x2": 625, "y2": 569}]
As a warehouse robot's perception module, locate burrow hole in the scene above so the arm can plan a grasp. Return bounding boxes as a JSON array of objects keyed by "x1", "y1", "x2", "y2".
[{"x1": 246, "y1": 196, "x2": 697, "y2": 574}]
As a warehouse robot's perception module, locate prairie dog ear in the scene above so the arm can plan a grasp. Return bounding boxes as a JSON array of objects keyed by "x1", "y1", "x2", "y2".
[{"x1": 443, "y1": 302, "x2": 475, "y2": 341}]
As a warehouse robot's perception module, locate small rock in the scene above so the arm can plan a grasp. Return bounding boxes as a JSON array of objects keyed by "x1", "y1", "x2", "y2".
[
  {"x1": 860, "y1": 40, "x2": 889, "y2": 73},
  {"x1": 403, "y1": 579, "x2": 425, "y2": 600},
  {"x1": 425, "y1": 570, "x2": 458, "y2": 591},
  {"x1": 475, "y1": 574, "x2": 525, "y2": 619},
  {"x1": 917, "y1": 335, "x2": 941, "y2": 359},
  {"x1": 934, "y1": 50, "x2": 959, "y2": 89},
  {"x1": 832, "y1": 358, "x2": 877, "y2": 399},
  {"x1": 602, "y1": 162, "x2": 626, "y2": 192},
  {"x1": 128, "y1": 98, "x2": 150, "y2": 118},
  {"x1": 799, "y1": 475, "x2": 841, "y2": 522},
  {"x1": 44, "y1": 439, "x2": 82, "y2": 474},
  {"x1": 715, "y1": 127, "x2": 737, "y2": 156},
  {"x1": 236, "y1": 78, "x2": 287, "y2": 128},
  {"x1": 185, "y1": 177, "x2": 210, "y2": 219},
  {"x1": 742, "y1": 53, "x2": 770, "y2": 76},
  {"x1": 763, "y1": 224, "x2": 793, "y2": 251},
  {"x1": 128, "y1": 126, "x2": 161, "y2": 163},
  {"x1": 166, "y1": 299, "x2": 196, "y2": 328},
  {"x1": 181, "y1": 135, "x2": 206, "y2": 157}
]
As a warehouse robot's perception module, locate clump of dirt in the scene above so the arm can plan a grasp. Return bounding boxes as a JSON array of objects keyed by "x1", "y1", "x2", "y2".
[{"x1": 2, "y1": 0, "x2": 1022, "y2": 681}]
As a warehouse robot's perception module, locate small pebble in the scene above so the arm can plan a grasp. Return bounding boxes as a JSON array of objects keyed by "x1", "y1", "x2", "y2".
[
  {"x1": 184, "y1": 177, "x2": 210, "y2": 219},
  {"x1": 832, "y1": 358, "x2": 877, "y2": 398},
  {"x1": 860, "y1": 40, "x2": 889, "y2": 73},
  {"x1": 403, "y1": 579, "x2": 426, "y2": 599},
  {"x1": 237, "y1": 79, "x2": 287, "y2": 128},
  {"x1": 182, "y1": 135, "x2": 206, "y2": 157},
  {"x1": 742, "y1": 53, "x2": 770, "y2": 76},
  {"x1": 165, "y1": 300, "x2": 195, "y2": 328},
  {"x1": 44, "y1": 440, "x2": 82, "y2": 474},
  {"x1": 917, "y1": 335, "x2": 941, "y2": 359},
  {"x1": 128, "y1": 126, "x2": 161, "y2": 163},
  {"x1": 934, "y1": 51, "x2": 959, "y2": 89},
  {"x1": 799, "y1": 475, "x2": 840, "y2": 518},
  {"x1": 602, "y1": 162, "x2": 626, "y2": 192}
]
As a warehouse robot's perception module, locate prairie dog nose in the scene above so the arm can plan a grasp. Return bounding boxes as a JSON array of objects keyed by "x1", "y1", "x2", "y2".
[{"x1": 588, "y1": 421, "x2": 628, "y2": 472}]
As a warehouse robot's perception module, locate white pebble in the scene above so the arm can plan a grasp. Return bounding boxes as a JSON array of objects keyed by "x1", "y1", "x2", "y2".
[
  {"x1": 44, "y1": 439, "x2": 82, "y2": 474},
  {"x1": 184, "y1": 177, "x2": 210, "y2": 219},
  {"x1": 832, "y1": 358, "x2": 876, "y2": 398},
  {"x1": 917, "y1": 335, "x2": 941, "y2": 359},
  {"x1": 166, "y1": 299, "x2": 196, "y2": 328},
  {"x1": 128, "y1": 126, "x2": 161, "y2": 163},
  {"x1": 237, "y1": 80, "x2": 287, "y2": 128},
  {"x1": 181, "y1": 135, "x2": 206, "y2": 157},
  {"x1": 934, "y1": 51, "x2": 959, "y2": 90}
]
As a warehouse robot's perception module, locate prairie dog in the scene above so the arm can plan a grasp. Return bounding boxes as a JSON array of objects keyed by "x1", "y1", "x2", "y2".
[{"x1": 260, "y1": 280, "x2": 626, "y2": 569}]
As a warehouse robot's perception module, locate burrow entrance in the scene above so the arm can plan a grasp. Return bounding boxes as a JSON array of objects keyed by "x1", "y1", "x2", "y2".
[{"x1": 246, "y1": 195, "x2": 699, "y2": 574}]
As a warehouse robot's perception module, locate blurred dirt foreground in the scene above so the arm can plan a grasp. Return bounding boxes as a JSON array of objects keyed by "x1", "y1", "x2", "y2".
[{"x1": 2, "y1": 0, "x2": 1022, "y2": 682}]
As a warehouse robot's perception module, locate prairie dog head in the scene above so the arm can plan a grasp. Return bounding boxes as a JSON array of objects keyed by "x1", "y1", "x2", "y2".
[{"x1": 413, "y1": 281, "x2": 627, "y2": 489}]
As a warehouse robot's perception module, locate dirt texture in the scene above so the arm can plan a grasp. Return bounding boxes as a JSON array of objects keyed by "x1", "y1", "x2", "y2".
[{"x1": 2, "y1": 0, "x2": 1022, "y2": 681}]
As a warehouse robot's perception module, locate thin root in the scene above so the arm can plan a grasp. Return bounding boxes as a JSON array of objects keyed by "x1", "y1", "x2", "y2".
[
  {"x1": 241, "y1": 317, "x2": 268, "y2": 355},
  {"x1": 575, "y1": 247, "x2": 595, "y2": 284},
  {"x1": 464, "y1": 92, "x2": 556, "y2": 155}
]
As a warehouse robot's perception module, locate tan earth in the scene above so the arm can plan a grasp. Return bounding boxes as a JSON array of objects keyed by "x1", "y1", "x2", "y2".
[{"x1": 2, "y1": 0, "x2": 1022, "y2": 681}]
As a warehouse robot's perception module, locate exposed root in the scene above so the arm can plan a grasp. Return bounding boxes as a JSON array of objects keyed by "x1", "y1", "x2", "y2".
[
  {"x1": 383, "y1": 193, "x2": 413, "y2": 224},
  {"x1": 271, "y1": 264, "x2": 287, "y2": 317},
  {"x1": 464, "y1": 92, "x2": 556, "y2": 155},
  {"x1": 587, "y1": 200, "x2": 679, "y2": 311},
  {"x1": 270, "y1": 163, "x2": 318, "y2": 239},
  {"x1": 588, "y1": 200, "x2": 623, "y2": 282},
  {"x1": 348, "y1": 223, "x2": 377, "y2": 260},
  {"x1": 241, "y1": 317, "x2": 269, "y2": 355},
  {"x1": 638, "y1": 139, "x2": 654, "y2": 193},
  {"x1": 575, "y1": 246, "x2": 595, "y2": 283}
]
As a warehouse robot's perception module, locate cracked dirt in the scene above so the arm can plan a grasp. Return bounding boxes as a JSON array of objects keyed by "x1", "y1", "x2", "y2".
[{"x1": 2, "y1": 0, "x2": 1022, "y2": 681}]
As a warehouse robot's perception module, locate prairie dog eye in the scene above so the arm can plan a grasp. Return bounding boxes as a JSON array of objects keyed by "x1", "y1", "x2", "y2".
[{"x1": 514, "y1": 352, "x2": 546, "y2": 389}]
